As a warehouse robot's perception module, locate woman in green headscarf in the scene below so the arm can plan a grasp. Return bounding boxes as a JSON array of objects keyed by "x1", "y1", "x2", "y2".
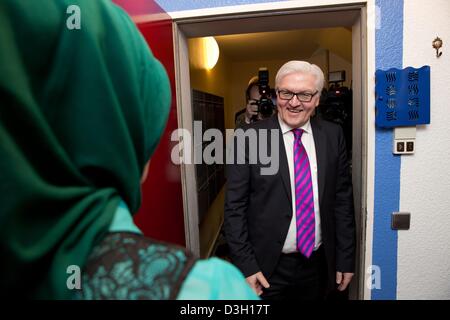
[{"x1": 0, "y1": 0, "x2": 258, "y2": 300}]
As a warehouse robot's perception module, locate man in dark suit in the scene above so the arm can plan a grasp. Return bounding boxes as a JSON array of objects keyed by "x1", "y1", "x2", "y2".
[{"x1": 224, "y1": 60, "x2": 356, "y2": 300}]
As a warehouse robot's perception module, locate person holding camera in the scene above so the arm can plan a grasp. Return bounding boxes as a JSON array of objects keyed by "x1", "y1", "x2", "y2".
[
  {"x1": 235, "y1": 71, "x2": 276, "y2": 128},
  {"x1": 224, "y1": 60, "x2": 356, "y2": 300}
]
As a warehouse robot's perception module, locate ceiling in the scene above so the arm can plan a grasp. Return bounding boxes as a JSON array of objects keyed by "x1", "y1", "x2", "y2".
[
  {"x1": 214, "y1": 27, "x2": 352, "y2": 62},
  {"x1": 182, "y1": 8, "x2": 357, "y2": 63}
]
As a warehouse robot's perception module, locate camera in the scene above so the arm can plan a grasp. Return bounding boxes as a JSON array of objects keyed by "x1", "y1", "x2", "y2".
[
  {"x1": 317, "y1": 80, "x2": 352, "y2": 159},
  {"x1": 252, "y1": 68, "x2": 275, "y2": 119}
]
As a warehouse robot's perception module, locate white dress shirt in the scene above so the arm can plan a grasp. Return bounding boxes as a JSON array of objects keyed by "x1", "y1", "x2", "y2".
[{"x1": 278, "y1": 115, "x2": 322, "y2": 253}]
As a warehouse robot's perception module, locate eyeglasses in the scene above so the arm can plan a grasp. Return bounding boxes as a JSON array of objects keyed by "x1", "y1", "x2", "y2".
[{"x1": 277, "y1": 90, "x2": 318, "y2": 102}]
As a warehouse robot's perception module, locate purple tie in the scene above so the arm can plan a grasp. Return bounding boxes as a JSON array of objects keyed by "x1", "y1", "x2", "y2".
[{"x1": 293, "y1": 128, "x2": 315, "y2": 258}]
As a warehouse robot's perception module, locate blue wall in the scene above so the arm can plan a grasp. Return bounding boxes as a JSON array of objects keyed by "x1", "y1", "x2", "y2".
[
  {"x1": 372, "y1": 0, "x2": 403, "y2": 300},
  {"x1": 155, "y1": 0, "x2": 288, "y2": 12}
]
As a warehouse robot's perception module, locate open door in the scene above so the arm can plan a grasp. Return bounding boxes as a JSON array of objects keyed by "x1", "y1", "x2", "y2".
[
  {"x1": 112, "y1": 0, "x2": 185, "y2": 247},
  {"x1": 173, "y1": 4, "x2": 368, "y2": 299},
  {"x1": 350, "y1": 7, "x2": 368, "y2": 300}
]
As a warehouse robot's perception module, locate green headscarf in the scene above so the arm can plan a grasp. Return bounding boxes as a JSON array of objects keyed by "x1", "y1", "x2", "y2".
[{"x1": 0, "y1": 0, "x2": 171, "y2": 299}]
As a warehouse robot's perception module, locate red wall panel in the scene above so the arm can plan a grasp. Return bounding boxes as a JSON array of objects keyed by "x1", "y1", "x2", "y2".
[{"x1": 113, "y1": 0, "x2": 185, "y2": 246}]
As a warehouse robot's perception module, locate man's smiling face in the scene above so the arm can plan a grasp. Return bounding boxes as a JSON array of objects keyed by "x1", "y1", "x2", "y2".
[{"x1": 276, "y1": 72, "x2": 320, "y2": 128}]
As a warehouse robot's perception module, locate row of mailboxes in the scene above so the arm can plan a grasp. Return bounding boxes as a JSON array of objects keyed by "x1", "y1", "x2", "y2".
[{"x1": 192, "y1": 90, "x2": 226, "y2": 223}]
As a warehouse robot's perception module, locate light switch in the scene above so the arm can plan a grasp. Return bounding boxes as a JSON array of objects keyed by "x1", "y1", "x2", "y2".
[
  {"x1": 391, "y1": 212, "x2": 410, "y2": 230},
  {"x1": 393, "y1": 127, "x2": 416, "y2": 155},
  {"x1": 396, "y1": 141, "x2": 405, "y2": 153},
  {"x1": 406, "y1": 141, "x2": 414, "y2": 152}
]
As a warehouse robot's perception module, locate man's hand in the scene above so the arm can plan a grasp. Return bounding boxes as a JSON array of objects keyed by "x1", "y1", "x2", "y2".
[
  {"x1": 246, "y1": 271, "x2": 270, "y2": 296},
  {"x1": 336, "y1": 271, "x2": 354, "y2": 291},
  {"x1": 244, "y1": 100, "x2": 259, "y2": 123}
]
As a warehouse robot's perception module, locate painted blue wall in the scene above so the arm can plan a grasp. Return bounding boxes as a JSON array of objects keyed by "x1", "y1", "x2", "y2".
[
  {"x1": 372, "y1": 0, "x2": 403, "y2": 300},
  {"x1": 155, "y1": 0, "x2": 288, "y2": 12}
]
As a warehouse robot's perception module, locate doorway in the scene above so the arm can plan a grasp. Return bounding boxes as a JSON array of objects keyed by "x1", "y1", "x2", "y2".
[{"x1": 172, "y1": 4, "x2": 368, "y2": 299}]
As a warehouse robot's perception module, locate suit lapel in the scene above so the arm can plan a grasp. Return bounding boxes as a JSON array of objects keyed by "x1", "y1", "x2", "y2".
[
  {"x1": 311, "y1": 117, "x2": 327, "y2": 207},
  {"x1": 269, "y1": 115, "x2": 292, "y2": 205},
  {"x1": 270, "y1": 116, "x2": 327, "y2": 208}
]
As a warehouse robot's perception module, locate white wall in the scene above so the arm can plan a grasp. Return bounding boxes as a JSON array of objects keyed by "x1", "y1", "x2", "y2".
[{"x1": 398, "y1": 0, "x2": 450, "y2": 299}]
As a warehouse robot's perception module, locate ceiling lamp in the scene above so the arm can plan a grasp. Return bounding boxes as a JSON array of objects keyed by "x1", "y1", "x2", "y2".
[{"x1": 189, "y1": 37, "x2": 220, "y2": 70}]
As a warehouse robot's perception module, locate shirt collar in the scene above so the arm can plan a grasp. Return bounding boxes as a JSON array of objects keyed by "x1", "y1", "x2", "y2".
[{"x1": 277, "y1": 113, "x2": 312, "y2": 135}]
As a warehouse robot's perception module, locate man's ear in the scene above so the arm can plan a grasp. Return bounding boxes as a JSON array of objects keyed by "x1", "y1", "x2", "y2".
[
  {"x1": 140, "y1": 160, "x2": 151, "y2": 184},
  {"x1": 314, "y1": 95, "x2": 321, "y2": 108}
]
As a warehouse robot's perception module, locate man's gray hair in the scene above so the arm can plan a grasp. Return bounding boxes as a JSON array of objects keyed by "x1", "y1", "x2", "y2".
[{"x1": 275, "y1": 61, "x2": 325, "y2": 93}]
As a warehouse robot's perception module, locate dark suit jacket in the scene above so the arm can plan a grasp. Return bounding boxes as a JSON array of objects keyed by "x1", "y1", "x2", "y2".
[{"x1": 224, "y1": 114, "x2": 356, "y2": 292}]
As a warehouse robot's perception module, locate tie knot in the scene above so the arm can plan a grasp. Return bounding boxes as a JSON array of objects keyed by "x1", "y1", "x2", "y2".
[{"x1": 292, "y1": 128, "x2": 304, "y2": 140}]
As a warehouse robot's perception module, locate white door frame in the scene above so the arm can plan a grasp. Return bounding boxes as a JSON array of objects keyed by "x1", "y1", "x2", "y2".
[{"x1": 171, "y1": 1, "x2": 372, "y2": 300}]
